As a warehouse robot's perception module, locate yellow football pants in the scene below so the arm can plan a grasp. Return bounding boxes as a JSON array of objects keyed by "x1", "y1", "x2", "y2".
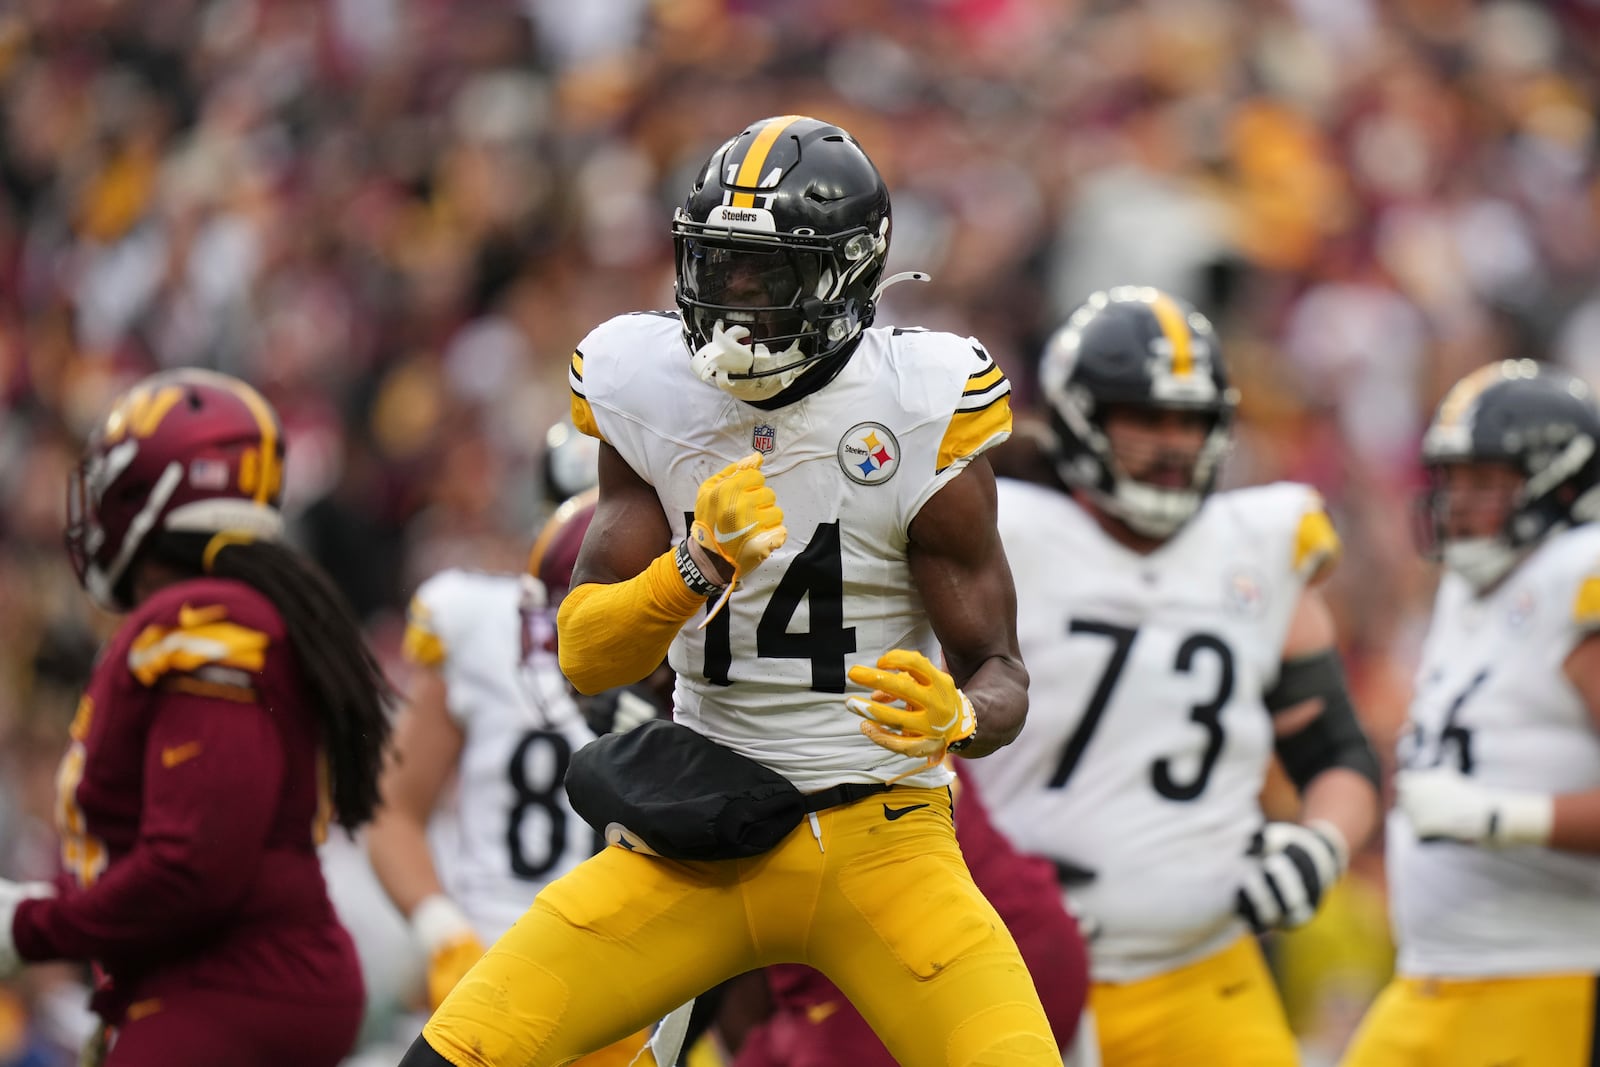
[
  {"x1": 571, "y1": 1030, "x2": 649, "y2": 1067},
  {"x1": 1090, "y1": 935, "x2": 1299, "y2": 1067},
  {"x1": 424, "y1": 786, "x2": 1057, "y2": 1067},
  {"x1": 1341, "y1": 972, "x2": 1598, "y2": 1067}
]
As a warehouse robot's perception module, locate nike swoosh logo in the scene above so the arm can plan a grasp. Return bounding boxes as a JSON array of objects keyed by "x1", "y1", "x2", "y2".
[
  {"x1": 718, "y1": 520, "x2": 759, "y2": 540},
  {"x1": 161, "y1": 741, "x2": 203, "y2": 769},
  {"x1": 883, "y1": 803, "x2": 930, "y2": 821}
]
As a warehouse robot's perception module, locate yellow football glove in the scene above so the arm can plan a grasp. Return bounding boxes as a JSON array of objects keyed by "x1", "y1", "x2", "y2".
[
  {"x1": 845, "y1": 650, "x2": 977, "y2": 758},
  {"x1": 690, "y1": 453, "x2": 787, "y2": 578},
  {"x1": 427, "y1": 933, "x2": 486, "y2": 1010},
  {"x1": 411, "y1": 894, "x2": 486, "y2": 1010},
  {"x1": 684, "y1": 453, "x2": 788, "y2": 625}
]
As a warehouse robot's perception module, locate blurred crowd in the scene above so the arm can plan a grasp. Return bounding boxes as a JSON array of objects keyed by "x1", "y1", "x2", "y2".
[{"x1": 0, "y1": 0, "x2": 1597, "y2": 1062}]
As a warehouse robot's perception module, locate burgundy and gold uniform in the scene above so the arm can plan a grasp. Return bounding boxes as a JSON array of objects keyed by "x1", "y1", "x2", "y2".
[
  {"x1": 7, "y1": 367, "x2": 388, "y2": 1067},
  {"x1": 12, "y1": 576, "x2": 363, "y2": 1065}
]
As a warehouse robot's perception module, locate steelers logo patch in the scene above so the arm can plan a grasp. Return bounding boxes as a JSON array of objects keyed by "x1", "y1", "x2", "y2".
[
  {"x1": 839, "y1": 422, "x2": 900, "y2": 485},
  {"x1": 1224, "y1": 565, "x2": 1267, "y2": 618}
]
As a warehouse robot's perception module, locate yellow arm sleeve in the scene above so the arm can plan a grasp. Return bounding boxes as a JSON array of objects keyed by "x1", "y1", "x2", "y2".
[{"x1": 557, "y1": 550, "x2": 705, "y2": 694}]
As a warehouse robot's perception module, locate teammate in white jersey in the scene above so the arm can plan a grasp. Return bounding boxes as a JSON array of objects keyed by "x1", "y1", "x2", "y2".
[
  {"x1": 966, "y1": 287, "x2": 1383, "y2": 1067},
  {"x1": 1343, "y1": 360, "x2": 1600, "y2": 1067},
  {"x1": 404, "y1": 114, "x2": 1059, "y2": 1067},
  {"x1": 367, "y1": 417, "x2": 658, "y2": 1067}
]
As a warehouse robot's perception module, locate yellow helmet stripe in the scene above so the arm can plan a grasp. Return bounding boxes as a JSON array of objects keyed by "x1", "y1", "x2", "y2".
[
  {"x1": 730, "y1": 115, "x2": 806, "y2": 208},
  {"x1": 1148, "y1": 292, "x2": 1193, "y2": 378},
  {"x1": 1436, "y1": 363, "x2": 1505, "y2": 429}
]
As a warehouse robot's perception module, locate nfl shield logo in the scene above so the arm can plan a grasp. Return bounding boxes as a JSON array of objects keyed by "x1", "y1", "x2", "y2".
[{"x1": 752, "y1": 424, "x2": 776, "y2": 455}]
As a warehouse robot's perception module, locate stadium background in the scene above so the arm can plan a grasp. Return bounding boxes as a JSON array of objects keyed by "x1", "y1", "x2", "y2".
[{"x1": 0, "y1": 0, "x2": 1596, "y2": 1063}]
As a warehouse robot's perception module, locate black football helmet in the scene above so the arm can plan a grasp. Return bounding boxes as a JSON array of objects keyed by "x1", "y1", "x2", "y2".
[
  {"x1": 1418, "y1": 359, "x2": 1600, "y2": 587},
  {"x1": 1039, "y1": 287, "x2": 1238, "y2": 537},
  {"x1": 672, "y1": 115, "x2": 893, "y2": 404}
]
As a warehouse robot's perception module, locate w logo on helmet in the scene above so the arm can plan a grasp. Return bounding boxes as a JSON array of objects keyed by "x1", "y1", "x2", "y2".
[{"x1": 104, "y1": 385, "x2": 185, "y2": 443}]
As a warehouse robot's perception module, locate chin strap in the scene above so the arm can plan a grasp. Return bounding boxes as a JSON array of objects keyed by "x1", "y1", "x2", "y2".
[{"x1": 873, "y1": 271, "x2": 932, "y2": 302}]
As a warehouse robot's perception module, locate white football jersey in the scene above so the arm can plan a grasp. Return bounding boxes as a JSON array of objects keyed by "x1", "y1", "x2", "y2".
[
  {"x1": 570, "y1": 313, "x2": 1012, "y2": 792},
  {"x1": 1389, "y1": 525, "x2": 1600, "y2": 977},
  {"x1": 402, "y1": 570, "x2": 598, "y2": 942},
  {"x1": 966, "y1": 478, "x2": 1336, "y2": 982}
]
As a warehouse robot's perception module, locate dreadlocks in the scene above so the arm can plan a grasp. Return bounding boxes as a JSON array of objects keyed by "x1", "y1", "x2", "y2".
[{"x1": 146, "y1": 531, "x2": 393, "y2": 831}]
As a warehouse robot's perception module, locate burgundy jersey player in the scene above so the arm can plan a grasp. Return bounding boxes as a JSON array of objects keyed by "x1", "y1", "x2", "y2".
[{"x1": 0, "y1": 369, "x2": 391, "y2": 1067}]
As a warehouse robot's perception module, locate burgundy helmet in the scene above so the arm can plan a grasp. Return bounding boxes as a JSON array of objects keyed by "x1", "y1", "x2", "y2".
[
  {"x1": 527, "y1": 488, "x2": 597, "y2": 601},
  {"x1": 66, "y1": 368, "x2": 287, "y2": 611}
]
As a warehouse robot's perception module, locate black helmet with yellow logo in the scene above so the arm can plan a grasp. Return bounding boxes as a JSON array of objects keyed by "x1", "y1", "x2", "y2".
[
  {"x1": 1039, "y1": 287, "x2": 1237, "y2": 537},
  {"x1": 672, "y1": 115, "x2": 893, "y2": 405},
  {"x1": 1418, "y1": 360, "x2": 1600, "y2": 581}
]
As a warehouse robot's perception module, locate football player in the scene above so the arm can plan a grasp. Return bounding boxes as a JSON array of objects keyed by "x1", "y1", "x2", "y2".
[
  {"x1": 963, "y1": 288, "x2": 1383, "y2": 1066},
  {"x1": 402, "y1": 114, "x2": 1060, "y2": 1067},
  {"x1": 1342, "y1": 360, "x2": 1600, "y2": 1066},
  {"x1": 368, "y1": 491, "x2": 600, "y2": 992},
  {"x1": 0, "y1": 370, "x2": 390, "y2": 1066},
  {"x1": 367, "y1": 481, "x2": 656, "y2": 1066}
]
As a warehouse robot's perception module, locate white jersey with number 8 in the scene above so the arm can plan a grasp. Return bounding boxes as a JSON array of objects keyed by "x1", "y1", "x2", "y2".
[{"x1": 402, "y1": 569, "x2": 597, "y2": 943}]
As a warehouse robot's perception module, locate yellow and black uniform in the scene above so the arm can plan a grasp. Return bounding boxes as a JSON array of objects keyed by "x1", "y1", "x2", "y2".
[
  {"x1": 1343, "y1": 521, "x2": 1600, "y2": 1067},
  {"x1": 419, "y1": 309, "x2": 1057, "y2": 1067}
]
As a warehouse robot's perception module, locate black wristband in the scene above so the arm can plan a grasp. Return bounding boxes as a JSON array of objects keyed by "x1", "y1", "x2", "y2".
[{"x1": 674, "y1": 540, "x2": 723, "y2": 598}]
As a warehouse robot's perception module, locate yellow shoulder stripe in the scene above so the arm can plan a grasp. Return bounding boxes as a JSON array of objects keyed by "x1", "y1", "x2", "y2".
[
  {"x1": 964, "y1": 365, "x2": 1005, "y2": 394},
  {"x1": 1572, "y1": 576, "x2": 1600, "y2": 627},
  {"x1": 568, "y1": 348, "x2": 605, "y2": 441},
  {"x1": 571, "y1": 393, "x2": 603, "y2": 442},
  {"x1": 401, "y1": 596, "x2": 447, "y2": 667},
  {"x1": 1292, "y1": 504, "x2": 1342, "y2": 580},
  {"x1": 69, "y1": 696, "x2": 94, "y2": 743},
  {"x1": 127, "y1": 604, "x2": 270, "y2": 688},
  {"x1": 937, "y1": 394, "x2": 1012, "y2": 474}
]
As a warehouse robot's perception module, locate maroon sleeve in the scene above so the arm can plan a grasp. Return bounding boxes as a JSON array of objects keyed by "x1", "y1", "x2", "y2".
[
  {"x1": 12, "y1": 690, "x2": 284, "y2": 965},
  {"x1": 953, "y1": 762, "x2": 1089, "y2": 1049}
]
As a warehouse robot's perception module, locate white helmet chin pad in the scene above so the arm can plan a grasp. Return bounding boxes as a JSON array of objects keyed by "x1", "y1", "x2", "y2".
[
  {"x1": 690, "y1": 320, "x2": 818, "y2": 402},
  {"x1": 1441, "y1": 537, "x2": 1525, "y2": 592},
  {"x1": 1104, "y1": 481, "x2": 1202, "y2": 538}
]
